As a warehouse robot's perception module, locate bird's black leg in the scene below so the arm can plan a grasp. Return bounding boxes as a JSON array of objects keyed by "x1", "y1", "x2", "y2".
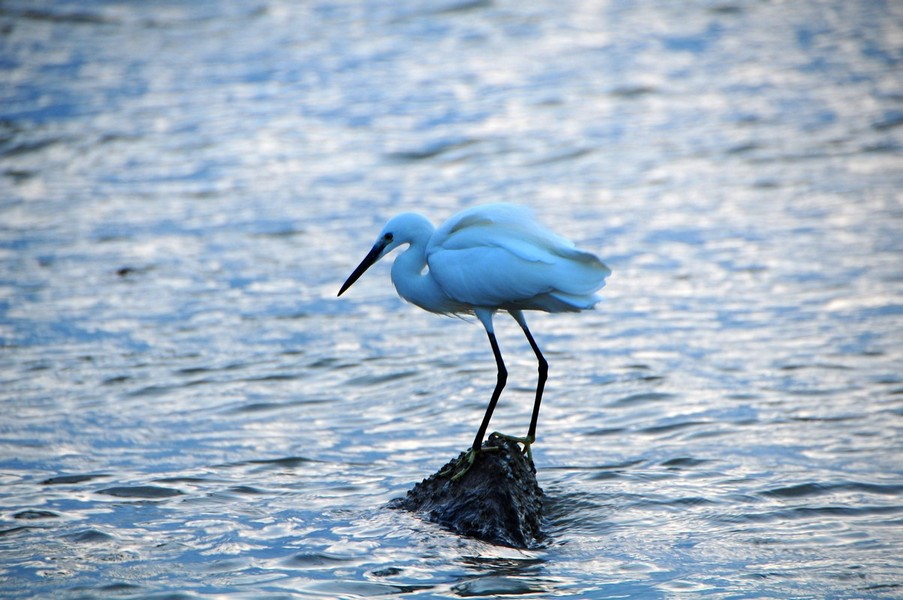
[
  {"x1": 520, "y1": 323, "x2": 548, "y2": 444},
  {"x1": 494, "y1": 310, "x2": 547, "y2": 461},
  {"x1": 441, "y1": 329, "x2": 507, "y2": 481},
  {"x1": 472, "y1": 330, "x2": 508, "y2": 452}
]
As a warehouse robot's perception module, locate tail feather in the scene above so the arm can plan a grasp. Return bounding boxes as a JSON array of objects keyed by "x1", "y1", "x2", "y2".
[{"x1": 551, "y1": 250, "x2": 611, "y2": 296}]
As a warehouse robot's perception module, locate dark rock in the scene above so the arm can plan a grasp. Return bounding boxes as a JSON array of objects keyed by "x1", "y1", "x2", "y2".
[{"x1": 389, "y1": 433, "x2": 543, "y2": 548}]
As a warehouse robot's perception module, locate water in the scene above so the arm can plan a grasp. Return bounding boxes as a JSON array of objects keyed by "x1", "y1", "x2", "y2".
[{"x1": 2, "y1": 0, "x2": 901, "y2": 597}]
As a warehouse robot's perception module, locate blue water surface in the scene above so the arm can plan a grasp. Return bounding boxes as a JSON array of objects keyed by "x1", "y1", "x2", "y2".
[{"x1": 2, "y1": 0, "x2": 902, "y2": 597}]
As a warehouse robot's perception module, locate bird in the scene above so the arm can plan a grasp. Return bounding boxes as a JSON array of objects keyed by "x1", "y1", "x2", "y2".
[{"x1": 337, "y1": 203, "x2": 610, "y2": 473}]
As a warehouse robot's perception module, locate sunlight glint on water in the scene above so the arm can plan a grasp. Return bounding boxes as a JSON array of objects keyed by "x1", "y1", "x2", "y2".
[{"x1": 1, "y1": 0, "x2": 901, "y2": 597}]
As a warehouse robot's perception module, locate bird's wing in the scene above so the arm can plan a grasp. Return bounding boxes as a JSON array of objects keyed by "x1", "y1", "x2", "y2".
[
  {"x1": 429, "y1": 203, "x2": 573, "y2": 263},
  {"x1": 426, "y1": 204, "x2": 610, "y2": 308}
]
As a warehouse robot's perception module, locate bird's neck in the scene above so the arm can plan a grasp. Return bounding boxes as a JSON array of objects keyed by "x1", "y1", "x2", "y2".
[{"x1": 391, "y1": 230, "x2": 457, "y2": 314}]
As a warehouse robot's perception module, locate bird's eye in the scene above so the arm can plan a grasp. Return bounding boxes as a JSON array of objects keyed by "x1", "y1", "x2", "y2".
[{"x1": 384, "y1": 233, "x2": 394, "y2": 242}]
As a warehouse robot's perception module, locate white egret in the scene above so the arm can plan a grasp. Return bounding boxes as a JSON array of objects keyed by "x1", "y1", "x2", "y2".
[{"x1": 338, "y1": 203, "x2": 610, "y2": 471}]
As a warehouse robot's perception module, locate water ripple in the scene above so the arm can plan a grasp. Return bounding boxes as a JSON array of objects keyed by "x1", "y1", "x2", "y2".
[
  {"x1": 1, "y1": 0, "x2": 901, "y2": 597},
  {"x1": 97, "y1": 485, "x2": 184, "y2": 499}
]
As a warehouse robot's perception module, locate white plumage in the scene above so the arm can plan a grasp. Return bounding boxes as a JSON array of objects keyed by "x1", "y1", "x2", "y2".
[
  {"x1": 338, "y1": 203, "x2": 610, "y2": 462},
  {"x1": 427, "y1": 203, "x2": 608, "y2": 313}
]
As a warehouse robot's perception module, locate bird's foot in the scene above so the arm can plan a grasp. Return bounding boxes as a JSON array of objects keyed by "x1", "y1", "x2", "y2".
[
  {"x1": 489, "y1": 432, "x2": 535, "y2": 463},
  {"x1": 438, "y1": 448, "x2": 477, "y2": 481},
  {"x1": 438, "y1": 445, "x2": 503, "y2": 481}
]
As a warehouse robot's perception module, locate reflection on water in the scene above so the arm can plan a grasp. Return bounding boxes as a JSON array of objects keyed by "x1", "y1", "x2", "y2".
[{"x1": 2, "y1": 0, "x2": 902, "y2": 597}]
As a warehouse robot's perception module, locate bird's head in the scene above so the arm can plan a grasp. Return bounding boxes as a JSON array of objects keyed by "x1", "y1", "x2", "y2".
[{"x1": 337, "y1": 213, "x2": 428, "y2": 297}]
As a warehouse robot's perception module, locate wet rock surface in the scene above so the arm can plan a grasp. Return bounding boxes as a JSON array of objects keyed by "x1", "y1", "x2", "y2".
[{"x1": 389, "y1": 433, "x2": 543, "y2": 548}]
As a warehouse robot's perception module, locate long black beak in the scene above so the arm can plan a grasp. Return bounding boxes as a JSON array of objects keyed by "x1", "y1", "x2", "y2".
[{"x1": 338, "y1": 241, "x2": 386, "y2": 296}]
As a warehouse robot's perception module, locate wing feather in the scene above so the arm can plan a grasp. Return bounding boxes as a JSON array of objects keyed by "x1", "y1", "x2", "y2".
[{"x1": 426, "y1": 203, "x2": 610, "y2": 310}]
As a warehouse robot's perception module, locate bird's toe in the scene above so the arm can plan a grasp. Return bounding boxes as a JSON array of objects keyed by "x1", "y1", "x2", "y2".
[
  {"x1": 489, "y1": 432, "x2": 535, "y2": 462},
  {"x1": 438, "y1": 448, "x2": 478, "y2": 481}
]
